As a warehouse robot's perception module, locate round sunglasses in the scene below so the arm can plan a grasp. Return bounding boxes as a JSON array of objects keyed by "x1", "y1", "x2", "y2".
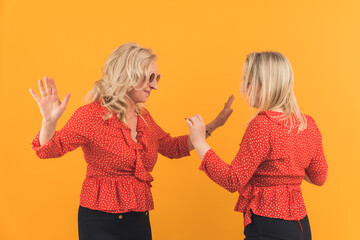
[{"x1": 148, "y1": 73, "x2": 161, "y2": 83}]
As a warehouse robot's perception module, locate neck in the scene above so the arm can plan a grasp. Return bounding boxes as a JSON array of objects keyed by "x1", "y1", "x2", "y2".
[
  {"x1": 125, "y1": 95, "x2": 137, "y2": 118},
  {"x1": 271, "y1": 108, "x2": 283, "y2": 112}
]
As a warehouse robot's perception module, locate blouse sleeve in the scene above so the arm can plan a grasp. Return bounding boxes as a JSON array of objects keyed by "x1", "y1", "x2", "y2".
[
  {"x1": 147, "y1": 111, "x2": 190, "y2": 159},
  {"x1": 199, "y1": 116, "x2": 271, "y2": 193},
  {"x1": 31, "y1": 105, "x2": 93, "y2": 159},
  {"x1": 306, "y1": 123, "x2": 328, "y2": 186}
]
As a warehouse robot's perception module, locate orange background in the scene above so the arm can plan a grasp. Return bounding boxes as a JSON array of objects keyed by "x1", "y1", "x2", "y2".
[{"x1": 1, "y1": 0, "x2": 359, "y2": 239}]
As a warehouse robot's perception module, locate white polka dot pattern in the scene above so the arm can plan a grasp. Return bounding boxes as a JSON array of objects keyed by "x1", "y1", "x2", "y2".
[
  {"x1": 199, "y1": 110, "x2": 328, "y2": 227},
  {"x1": 32, "y1": 100, "x2": 190, "y2": 213}
]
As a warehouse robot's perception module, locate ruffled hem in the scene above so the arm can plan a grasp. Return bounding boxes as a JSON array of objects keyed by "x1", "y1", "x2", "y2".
[
  {"x1": 79, "y1": 176, "x2": 154, "y2": 213},
  {"x1": 234, "y1": 184, "x2": 307, "y2": 227}
]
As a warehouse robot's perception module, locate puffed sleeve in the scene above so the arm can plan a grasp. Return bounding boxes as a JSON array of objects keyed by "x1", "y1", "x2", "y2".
[
  {"x1": 31, "y1": 105, "x2": 94, "y2": 159},
  {"x1": 146, "y1": 111, "x2": 190, "y2": 159},
  {"x1": 199, "y1": 116, "x2": 271, "y2": 193},
  {"x1": 306, "y1": 122, "x2": 328, "y2": 186}
]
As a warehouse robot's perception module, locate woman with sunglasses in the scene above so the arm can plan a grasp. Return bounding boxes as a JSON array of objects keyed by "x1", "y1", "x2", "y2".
[
  {"x1": 186, "y1": 51, "x2": 328, "y2": 240},
  {"x1": 30, "y1": 43, "x2": 234, "y2": 240}
]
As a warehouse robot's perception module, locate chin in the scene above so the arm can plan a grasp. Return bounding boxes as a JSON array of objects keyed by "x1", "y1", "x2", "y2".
[{"x1": 138, "y1": 98, "x2": 149, "y2": 104}]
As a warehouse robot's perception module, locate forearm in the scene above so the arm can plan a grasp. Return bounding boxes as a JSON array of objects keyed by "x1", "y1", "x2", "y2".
[
  {"x1": 188, "y1": 121, "x2": 217, "y2": 151},
  {"x1": 39, "y1": 120, "x2": 57, "y2": 146},
  {"x1": 199, "y1": 149, "x2": 241, "y2": 193},
  {"x1": 192, "y1": 141, "x2": 211, "y2": 159}
]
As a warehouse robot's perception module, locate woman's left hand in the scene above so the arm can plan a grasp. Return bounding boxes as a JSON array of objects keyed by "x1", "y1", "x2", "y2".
[
  {"x1": 185, "y1": 115, "x2": 206, "y2": 146},
  {"x1": 186, "y1": 115, "x2": 211, "y2": 159}
]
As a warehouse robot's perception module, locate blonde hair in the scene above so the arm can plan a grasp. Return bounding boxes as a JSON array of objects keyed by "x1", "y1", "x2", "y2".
[
  {"x1": 240, "y1": 51, "x2": 307, "y2": 131},
  {"x1": 86, "y1": 43, "x2": 157, "y2": 122}
]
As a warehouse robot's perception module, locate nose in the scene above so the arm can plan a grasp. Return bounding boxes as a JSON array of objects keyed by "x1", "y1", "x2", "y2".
[{"x1": 149, "y1": 79, "x2": 158, "y2": 90}]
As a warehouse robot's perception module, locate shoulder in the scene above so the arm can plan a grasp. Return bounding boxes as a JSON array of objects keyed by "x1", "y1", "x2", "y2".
[
  {"x1": 141, "y1": 107, "x2": 150, "y2": 117},
  {"x1": 250, "y1": 112, "x2": 273, "y2": 128},
  {"x1": 303, "y1": 114, "x2": 322, "y2": 136},
  {"x1": 244, "y1": 113, "x2": 272, "y2": 138},
  {"x1": 302, "y1": 113, "x2": 318, "y2": 130},
  {"x1": 140, "y1": 107, "x2": 154, "y2": 121},
  {"x1": 71, "y1": 101, "x2": 104, "y2": 121},
  {"x1": 304, "y1": 114, "x2": 316, "y2": 125},
  {"x1": 139, "y1": 107, "x2": 157, "y2": 127}
]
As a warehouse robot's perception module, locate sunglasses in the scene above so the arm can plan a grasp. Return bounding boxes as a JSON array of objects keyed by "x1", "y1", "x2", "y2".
[{"x1": 148, "y1": 73, "x2": 161, "y2": 84}]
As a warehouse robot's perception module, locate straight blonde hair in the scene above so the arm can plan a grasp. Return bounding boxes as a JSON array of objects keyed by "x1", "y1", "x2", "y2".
[
  {"x1": 240, "y1": 51, "x2": 307, "y2": 131},
  {"x1": 86, "y1": 43, "x2": 157, "y2": 122}
]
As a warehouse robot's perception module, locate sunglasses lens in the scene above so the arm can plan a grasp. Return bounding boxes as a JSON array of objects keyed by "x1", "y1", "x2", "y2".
[
  {"x1": 156, "y1": 74, "x2": 160, "y2": 83},
  {"x1": 149, "y1": 73, "x2": 155, "y2": 83}
]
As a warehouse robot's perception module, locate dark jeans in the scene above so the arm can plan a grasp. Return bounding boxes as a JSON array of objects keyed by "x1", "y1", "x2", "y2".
[
  {"x1": 78, "y1": 206, "x2": 152, "y2": 240},
  {"x1": 244, "y1": 212, "x2": 311, "y2": 240}
]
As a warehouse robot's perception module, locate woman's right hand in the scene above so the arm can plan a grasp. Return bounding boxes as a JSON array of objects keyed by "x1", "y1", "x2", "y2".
[{"x1": 30, "y1": 76, "x2": 71, "y2": 123}]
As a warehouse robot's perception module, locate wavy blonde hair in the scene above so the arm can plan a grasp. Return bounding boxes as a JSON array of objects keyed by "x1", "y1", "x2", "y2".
[
  {"x1": 240, "y1": 51, "x2": 307, "y2": 131},
  {"x1": 86, "y1": 43, "x2": 157, "y2": 122}
]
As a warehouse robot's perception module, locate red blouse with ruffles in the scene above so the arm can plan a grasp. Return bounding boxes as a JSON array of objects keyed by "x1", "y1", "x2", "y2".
[
  {"x1": 32, "y1": 100, "x2": 190, "y2": 213},
  {"x1": 199, "y1": 111, "x2": 328, "y2": 227}
]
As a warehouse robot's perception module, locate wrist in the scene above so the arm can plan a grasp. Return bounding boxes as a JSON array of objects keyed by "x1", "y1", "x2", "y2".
[
  {"x1": 194, "y1": 142, "x2": 211, "y2": 160},
  {"x1": 206, "y1": 121, "x2": 218, "y2": 134},
  {"x1": 192, "y1": 139, "x2": 207, "y2": 149},
  {"x1": 42, "y1": 119, "x2": 58, "y2": 128}
]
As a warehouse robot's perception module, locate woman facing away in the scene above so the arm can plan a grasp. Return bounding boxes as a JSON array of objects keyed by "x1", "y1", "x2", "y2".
[
  {"x1": 186, "y1": 51, "x2": 328, "y2": 240},
  {"x1": 29, "y1": 43, "x2": 234, "y2": 240}
]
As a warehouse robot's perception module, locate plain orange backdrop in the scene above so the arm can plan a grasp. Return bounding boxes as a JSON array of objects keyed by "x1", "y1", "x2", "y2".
[{"x1": 1, "y1": 0, "x2": 360, "y2": 239}]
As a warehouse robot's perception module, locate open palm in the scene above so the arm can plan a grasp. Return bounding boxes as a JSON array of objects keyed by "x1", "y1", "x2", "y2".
[
  {"x1": 30, "y1": 76, "x2": 71, "y2": 123},
  {"x1": 213, "y1": 95, "x2": 234, "y2": 127}
]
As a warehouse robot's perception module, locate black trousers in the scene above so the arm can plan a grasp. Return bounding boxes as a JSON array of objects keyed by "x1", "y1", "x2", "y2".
[
  {"x1": 78, "y1": 206, "x2": 152, "y2": 240},
  {"x1": 244, "y1": 212, "x2": 311, "y2": 240}
]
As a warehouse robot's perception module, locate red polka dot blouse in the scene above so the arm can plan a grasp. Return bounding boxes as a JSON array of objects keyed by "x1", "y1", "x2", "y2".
[
  {"x1": 32, "y1": 100, "x2": 190, "y2": 213},
  {"x1": 199, "y1": 111, "x2": 328, "y2": 227}
]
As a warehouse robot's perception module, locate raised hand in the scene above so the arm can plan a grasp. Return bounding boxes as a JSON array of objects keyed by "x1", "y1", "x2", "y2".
[
  {"x1": 30, "y1": 76, "x2": 71, "y2": 123},
  {"x1": 185, "y1": 114, "x2": 211, "y2": 159},
  {"x1": 186, "y1": 115, "x2": 206, "y2": 146},
  {"x1": 212, "y1": 95, "x2": 234, "y2": 128},
  {"x1": 185, "y1": 95, "x2": 234, "y2": 153}
]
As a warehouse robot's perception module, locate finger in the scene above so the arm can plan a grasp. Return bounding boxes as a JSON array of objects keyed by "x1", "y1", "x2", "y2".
[
  {"x1": 185, "y1": 118, "x2": 193, "y2": 128},
  {"x1": 190, "y1": 116, "x2": 198, "y2": 125},
  {"x1": 44, "y1": 76, "x2": 52, "y2": 95},
  {"x1": 226, "y1": 109, "x2": 234, "y2": 117},
  {"x1": 190, "y1": 115, "x2": 202, "y2": 127},
  {"x1": 224, "y1": 94, "x2": 235, "y2": 109},
  {"x1": 50, "y1": 77, "x2": 58, "y2": 97},
  {"x1": 189, "y1": 115, "x2": 201, "y2": 126},
  {"x1": 60, "y1": 93, "x2": 71, "y2": 110},
  {"x1": 187, "y1": 116, "x2": 195, "y2": 125},
  {"x1": 29, "y1": 88, "x2": 41, "y2": 103},
  {"x1": 38, "y1": 79, "x2": 46, "y2": 98},
  {"x1": 195, "y1": 114, "x2": 205, "y2": 124}
]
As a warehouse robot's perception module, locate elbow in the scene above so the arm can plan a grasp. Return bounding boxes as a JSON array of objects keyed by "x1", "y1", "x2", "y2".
[
  {"x1": 35, "y1": 151, "x2": 62, "y2": 159},
  {"x1": 311, "y1": 175, "x2": 327, "y2": 186},
  {"x1": 225, "y1": 184, "x2": 242, "y2": 193},
  {"x1": 226, "y1": 187, "x2": 237, "y2": 193},
  {"x1": 37, "y1": 154, "x2": 52, "y2": 159},
  {"x1": 224, "y1": 176, "x2": 244, "y2": 193},
  {"x1": 314, "y1": 179, "x2": 327, "y2": 186},
  {"x1": 35, "y1": 152, "x2": 48, "y2": 159}
]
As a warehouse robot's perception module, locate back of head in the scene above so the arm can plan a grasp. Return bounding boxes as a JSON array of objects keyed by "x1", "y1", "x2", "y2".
[
  {"x1": 240, "y1": 51, "x2": 307, "y2": 131},
  {"x1": 87, "y1": 43, "x2": 157, "y2": 121}
]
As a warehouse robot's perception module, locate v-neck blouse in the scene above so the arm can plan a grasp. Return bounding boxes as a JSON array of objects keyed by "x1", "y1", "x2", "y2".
[
  {"x1": 199, "y1": 111, "x2": 328, "y2": 227},
  {"x1": 32, "y1": 100, "x2": 190, "y2": 213}
]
